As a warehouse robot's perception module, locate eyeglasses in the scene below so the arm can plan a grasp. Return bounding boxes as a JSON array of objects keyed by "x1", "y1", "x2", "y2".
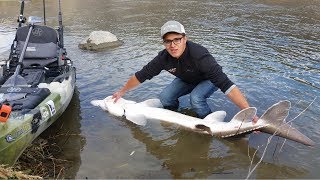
[{"x1": 163, "y1": 36, "x2": 184, "y2": 46}]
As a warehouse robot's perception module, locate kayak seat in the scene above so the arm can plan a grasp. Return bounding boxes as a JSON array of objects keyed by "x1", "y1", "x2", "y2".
[
  {"x1": 14, "y1": 25, "x2": 61, "y2": 68},
  {"x1": 22, "y1": 58, "x2": 58, "y2": 68}
]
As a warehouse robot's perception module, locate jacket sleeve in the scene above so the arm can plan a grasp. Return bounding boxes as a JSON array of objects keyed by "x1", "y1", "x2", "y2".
[
  {"x1": 198, "y1": 53, "x2": 235, "y2": 93},
  {"x1": 135, "y1": 52, "x2": 164, "y2": 83}
]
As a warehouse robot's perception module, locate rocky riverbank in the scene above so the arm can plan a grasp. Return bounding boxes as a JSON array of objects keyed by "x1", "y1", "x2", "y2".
[
  {"x1": 0, "y1": 166, "x2": 41, "y2": 179},
  {"x1": 1, "y1": 136, "x2": 75, "y2": 179}
]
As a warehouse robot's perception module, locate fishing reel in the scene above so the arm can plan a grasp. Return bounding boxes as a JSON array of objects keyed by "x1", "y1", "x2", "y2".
[{"x1": 17, "y1": 14, "x2": 26, "y2": 25}]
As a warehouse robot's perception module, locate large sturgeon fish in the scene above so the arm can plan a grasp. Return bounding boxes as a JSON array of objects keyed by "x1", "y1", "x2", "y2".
[{"x1": 91, "y1": 96, "x2": 315, "y2": 146}]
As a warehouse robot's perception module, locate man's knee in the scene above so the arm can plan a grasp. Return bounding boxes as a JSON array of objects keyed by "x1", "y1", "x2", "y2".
[
  {"x1": 159, "y1": 92, "x2": 178, "y2": 108},
  {"x1": 190, "y1": 93, "x2": 206, "y2": 105},
  {"x1": 159, "y1": 91, "x2": 169, "y2": 104}
]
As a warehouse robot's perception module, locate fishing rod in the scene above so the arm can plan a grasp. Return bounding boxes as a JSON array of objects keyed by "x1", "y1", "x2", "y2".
[
  {"x1": 43, "y1": 0, "x2": 46, "y2": 25},
  {"x1": 18, "y1": 0, "x2": 26, "y2": 27},
  {"x1": 58, "y1": 0, "x2": 64, "y2": 48},
  {"x1": 3, "y1": 23, "x2": 34, "y2": 87}
]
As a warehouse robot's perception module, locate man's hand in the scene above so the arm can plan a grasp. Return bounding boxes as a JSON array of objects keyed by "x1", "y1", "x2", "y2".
[
  {"x1": 112, "y1": 90, "x2": 124, "y2": 103},
  {"x1": 252, "y1": 115, "x2": 259, "y2": 124},
  {"x1": 112, "y1": 75, "x2": 141, "y2": 103},
  {"x1": 252, "y1": 115, "x2": 260, "y2": 134}
]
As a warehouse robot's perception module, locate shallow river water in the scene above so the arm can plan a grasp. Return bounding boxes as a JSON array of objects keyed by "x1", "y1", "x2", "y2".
[{"x1": 0, "y1": 0, "x2": 319, "y2": 179}]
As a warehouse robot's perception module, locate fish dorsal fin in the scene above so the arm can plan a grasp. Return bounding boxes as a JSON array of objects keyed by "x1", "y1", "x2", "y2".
[
  {"x1": 137, "y1": 98, "x2": 163, "y2": 108},
  {"x1": 230, "y1": 107, "x2": 257, "y2": 123},
  {"x1": 203, "y1": 111, "x2": 226, "y2": 123}
]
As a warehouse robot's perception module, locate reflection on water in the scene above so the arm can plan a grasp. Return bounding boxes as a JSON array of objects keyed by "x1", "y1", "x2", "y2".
[
  {"x1": 126, "y1": 122, "x2": 307, "y2": 179},
  {"x1": 0, "y1": 0, "x2": 319, "y2": 178},
  {"x1": 38, "y1": 87, "x2": 86, "y2": 179}
]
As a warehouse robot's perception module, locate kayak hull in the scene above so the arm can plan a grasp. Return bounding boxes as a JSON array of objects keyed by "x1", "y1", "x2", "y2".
[{"x1": 0, "y1": 68, "x2": 76, "y2": 166}]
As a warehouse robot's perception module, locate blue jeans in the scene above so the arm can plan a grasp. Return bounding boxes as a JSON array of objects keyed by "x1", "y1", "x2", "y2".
[{"x1": 159, "y1": 78, "x2": 218, "y2": 118}]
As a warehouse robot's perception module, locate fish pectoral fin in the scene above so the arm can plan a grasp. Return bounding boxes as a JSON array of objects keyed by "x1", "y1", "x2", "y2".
[
  {"x1": 195, "y1": 124, "x2": 213, "y2": 135},
  {"x1": 125, "y1": 113, "x2": 147, "y2": 126}
]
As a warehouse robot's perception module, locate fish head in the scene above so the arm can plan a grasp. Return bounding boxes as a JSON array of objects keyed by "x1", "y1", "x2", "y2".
[{"x1": 91, "y1": 96, "x2": 135, "y2": 117}]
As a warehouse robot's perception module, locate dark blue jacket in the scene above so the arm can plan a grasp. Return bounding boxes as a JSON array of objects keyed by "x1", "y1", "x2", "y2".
[{"x1": 135, "y1": 41, "x2": 234, "y2": 93}]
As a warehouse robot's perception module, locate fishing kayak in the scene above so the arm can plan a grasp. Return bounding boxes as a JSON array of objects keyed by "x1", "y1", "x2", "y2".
[{"x1": 0, "y1": 0, "x2": 76, "y2": 166}]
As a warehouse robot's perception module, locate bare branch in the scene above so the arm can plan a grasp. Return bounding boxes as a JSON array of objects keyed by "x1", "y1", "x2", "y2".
[{"x1": 245, "y1": 97, "x2": 316, "y2": 179}]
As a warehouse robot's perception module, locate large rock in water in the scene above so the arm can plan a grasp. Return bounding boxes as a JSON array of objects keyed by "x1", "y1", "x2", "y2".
[{"x1": 78, "y1": 31, "x2": 122, "y2": 50}]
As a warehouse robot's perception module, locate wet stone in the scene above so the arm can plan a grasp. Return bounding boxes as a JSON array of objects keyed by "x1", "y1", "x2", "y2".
[{"x1": 78, "y1": 31, "x2": 123, "y2": 51}]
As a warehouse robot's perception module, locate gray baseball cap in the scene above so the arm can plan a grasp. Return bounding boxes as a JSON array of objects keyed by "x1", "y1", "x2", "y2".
[{"x1": 160, "y1": 20, "x2": 186, "y2": 38}]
